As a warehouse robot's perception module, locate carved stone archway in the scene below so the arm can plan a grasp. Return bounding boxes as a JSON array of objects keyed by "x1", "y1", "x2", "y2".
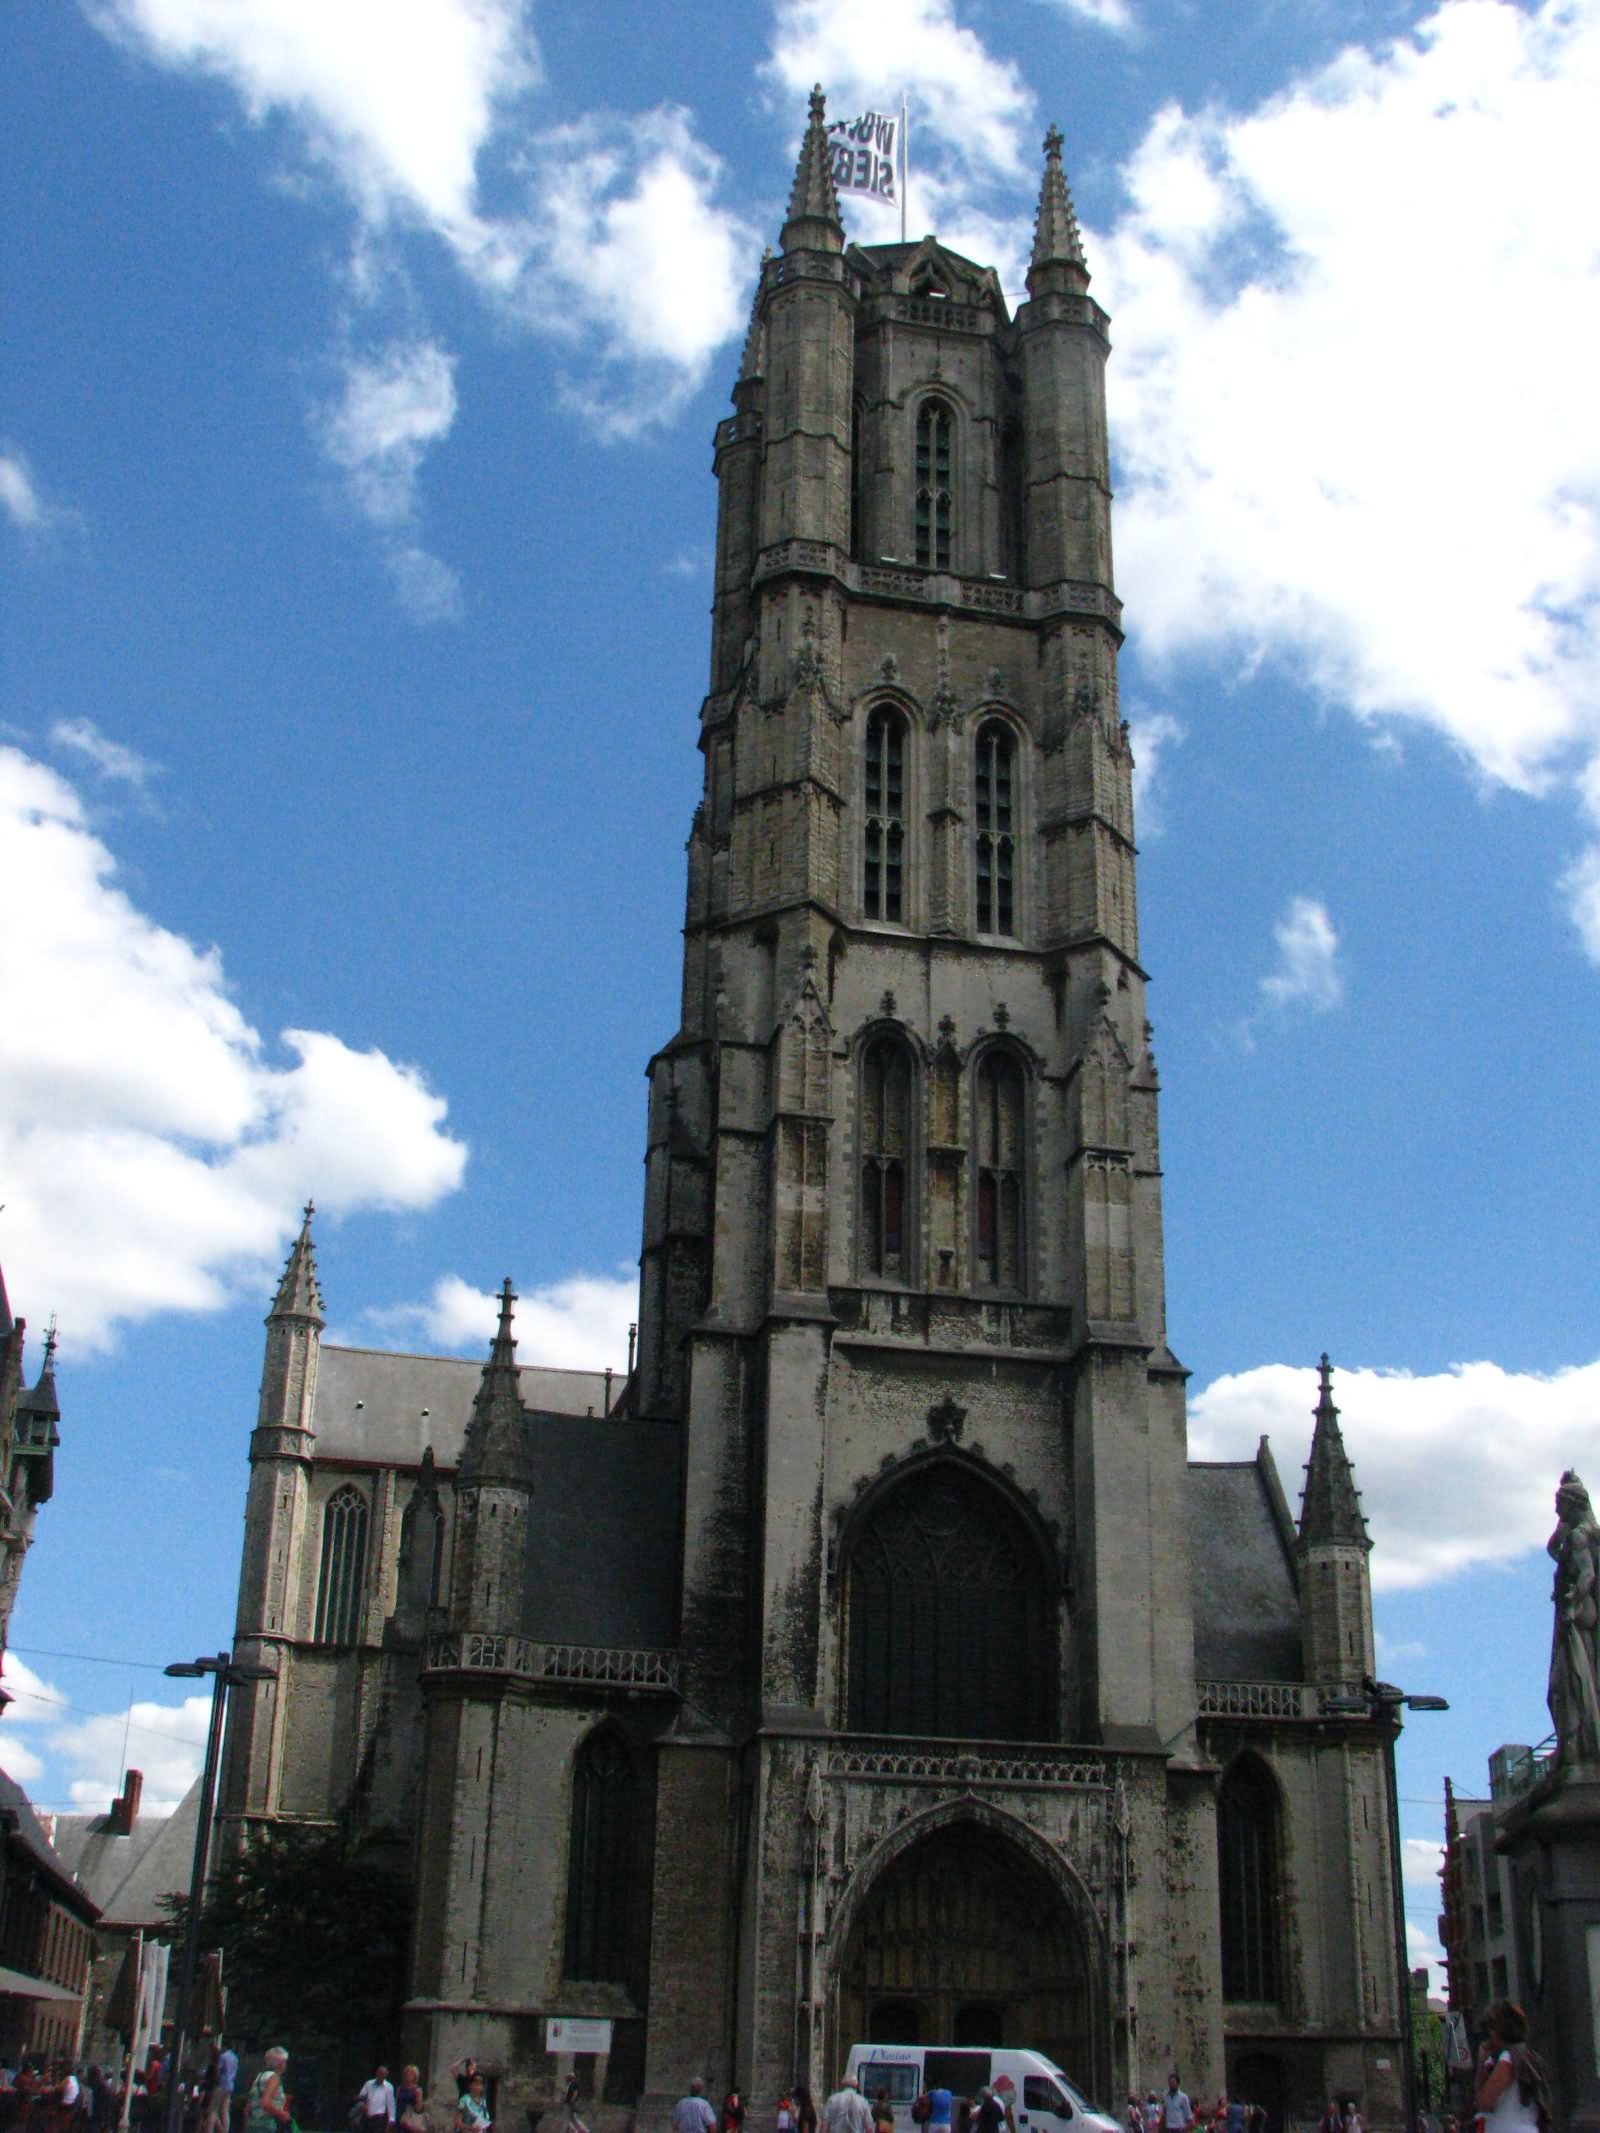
[{"x1": 826, "y1": 1800, "x2": 1109, "y2": 2099}]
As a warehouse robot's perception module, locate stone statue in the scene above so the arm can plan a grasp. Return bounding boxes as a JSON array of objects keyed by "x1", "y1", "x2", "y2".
[{"x1": 1548, "y1": 1470, "x2": 1600, "y2": 1764}]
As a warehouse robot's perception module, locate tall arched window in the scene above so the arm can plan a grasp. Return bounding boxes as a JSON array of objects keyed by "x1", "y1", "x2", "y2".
[
  {"x1": 565, "y1": 1726, "x2": 635, "y2": 1982},
  {"x1": 847, "y1": 1463, "x2": 1052, "y2": 1740},
  {"x1": 974, "y1": 1052, "x2": 1025, "y2": 1290},
  {"x1": 975, "y1": 721, "x2": 1017, "y2": 936},
  {"x1": 313, "y1": 1484, "x2": 369, "y2": 1646},
  {"x1": 861, "y1": 1036, "x2": 913, "y2": 1279},
  {"x1": 1219, "y1": 1758, "x2": 1283, "y2": 2003},
  {"x1": 864, "y1": 708, "x2": 906, "y2": 921},
  {"x1": 915, "y1": 399, "x2": 953, "y2": 570}
]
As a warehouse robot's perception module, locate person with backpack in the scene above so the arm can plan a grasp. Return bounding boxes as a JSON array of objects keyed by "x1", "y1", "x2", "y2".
[{"x1": 1476, "y1": 2001, "x2": 1551, "y2": 2133}]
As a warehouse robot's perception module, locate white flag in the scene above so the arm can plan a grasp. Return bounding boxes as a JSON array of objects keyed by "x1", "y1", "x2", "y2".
[{"x1": 828, "y1": 109, "x2": 898, "y2": 203}]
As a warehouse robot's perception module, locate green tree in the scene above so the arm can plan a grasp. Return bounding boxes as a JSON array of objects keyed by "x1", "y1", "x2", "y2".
[{"x1": 165, "y1": 1826, "x2": 412, "y2": 2053}]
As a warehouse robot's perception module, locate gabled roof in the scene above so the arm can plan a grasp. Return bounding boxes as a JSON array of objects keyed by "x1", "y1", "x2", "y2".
[{"x1": 49, "y1": 1776, "x2": 200, "y2": 1926}]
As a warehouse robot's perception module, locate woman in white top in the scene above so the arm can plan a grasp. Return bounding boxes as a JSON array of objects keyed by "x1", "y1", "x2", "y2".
[{"x1": 1476, "y1": 2001, "x2": 1540, "y2": 2133}]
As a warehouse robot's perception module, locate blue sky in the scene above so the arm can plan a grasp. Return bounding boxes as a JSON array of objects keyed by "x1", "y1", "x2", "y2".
[{"x1": 5, "y1": 0, "x2": 1600, "y2": 1984}]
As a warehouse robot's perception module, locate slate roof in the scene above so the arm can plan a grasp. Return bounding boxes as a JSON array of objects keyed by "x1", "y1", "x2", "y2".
[
  {"x1": 0, "y1": 1770, "x2": 97, "y2": 1914},
  {"x1": 1188, "y1": 1448, "x2": 1303, "y2": 1682},
  {"x1": 310, "y1": 1345, "x2": 619, "y2": 1466},
  {"x1": 50, "y1": 1777, "x2": 200, "y2": 1927}
]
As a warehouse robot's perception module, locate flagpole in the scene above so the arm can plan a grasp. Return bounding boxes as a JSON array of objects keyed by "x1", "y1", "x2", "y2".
[{"x1": 900, "y1": 93, "x2": 909, "y2": 241}]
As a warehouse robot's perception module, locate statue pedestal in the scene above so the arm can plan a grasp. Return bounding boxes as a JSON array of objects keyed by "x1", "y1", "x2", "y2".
[{"x1": 1498, "y1": 1764, "x2": 1600, "y2": 2133}]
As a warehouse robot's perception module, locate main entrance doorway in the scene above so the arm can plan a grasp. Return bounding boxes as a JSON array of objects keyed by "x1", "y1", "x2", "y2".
[{"x1": 836, "y1": 1821, "x2": 1098, "y2": 2089}]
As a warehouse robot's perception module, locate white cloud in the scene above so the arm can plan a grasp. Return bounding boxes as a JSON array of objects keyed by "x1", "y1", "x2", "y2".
[
  {"x1": 367, "y1": 1267, "x2": 636, "y2": 1372},
  {"x1": 1100, "y1": 1, "x2": 1600, "y2": 881},
  {"x1": 94, "y1": 0, "x2": 539, "y2": 243},
  {"x1": 50, "y1": 1694, "x2": 209, "y2": 1816},
  {"x1": 509, "y1": 108, "x2": 757, "y2": 435},
  {"x1": 1128, "y1": 707, "x2": 1184, "y2": 831},
  {"x1": 1190, "y1": 1355, "x2": 1600, "y2": 1591},
  {"x1": 766, "y1": 0, "x2": 1037, "y2": 286},
  {"x1": 1404, "y1": 1835, "x2": 1445, "y2": 1889},
  {"x1": 0, "y1": 744, "x2": 467, "y2": 1350},
  {"x1": 1260, "y1": 893, "x2": 1343, "y2": 1013},
  {"x1": 1561, "y1": 843, "x2": 1600, "y2": 962},
  {"x1": 1038, "y1": 0, "x2": 1135, "y2": 27},
  {"x1": 0, "y1": 450, "x2": 46, "y2": 530},
  {"x1": 96, "y1": 1, "x2": 754, "y2": 454},
  {"x1": 316, "y1": 339, "x2": 463, "y2": 618},
  {"x1": 50, "y1": 717, "x2": 158, "y2": 790}
]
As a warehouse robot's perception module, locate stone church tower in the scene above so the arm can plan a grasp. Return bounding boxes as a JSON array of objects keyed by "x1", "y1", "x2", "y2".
[{"x1": 218, "y1": 96, "x2": 1407, "y2": 2133}]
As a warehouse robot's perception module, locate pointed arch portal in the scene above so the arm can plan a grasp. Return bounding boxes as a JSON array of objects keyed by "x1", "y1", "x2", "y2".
[{"x1": 836, "y1": 1819, "x2": 1098, "y2": 2090}]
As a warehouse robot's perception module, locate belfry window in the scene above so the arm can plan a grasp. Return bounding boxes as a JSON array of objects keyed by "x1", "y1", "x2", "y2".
[
  {"x1": 313, "y1": 1484, "x2": 369, "y2": 1646},
  {"x1": 861, "y1": 1036, "x2": 913, "y2": 1279},
  {"x1": 915, "y1": 399, "x2": 953, "y2": 570},
  {"x1": 975, "y1": 721, "x2": 1016, "y2": 936},
  {"x1": 1219, "y1": 1758, "x2": 1283, "y2": 2002},
  {"x1": 864, "y1": 707, "x2": 906, "y2": 921},
  {"x1": 974, "y1": 1052, "x2": 1025, "y2": 1290},
  {"x1": 565, "y1": 1726, "x2": 635, "y2": 1983},
  {"x1": 846, "y1": 1463, "x2": 1052, "y2": 1739}
]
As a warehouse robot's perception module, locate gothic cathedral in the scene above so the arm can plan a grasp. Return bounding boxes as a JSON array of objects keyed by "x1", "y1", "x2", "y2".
[{"x1": 218, "y1": 97, "x2": 1405, "y2": 2133}]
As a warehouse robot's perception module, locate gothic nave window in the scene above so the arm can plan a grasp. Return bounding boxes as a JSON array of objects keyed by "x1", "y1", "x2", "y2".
[
  {"x1": 1219, "y1": 1757, "x2": 1283, "y2": 2003},
  {"x1": 846, "y1": 1463, "x2": 1051, "y2": 1740},
  {"x1": 313, "y1": 1483, "x2": 369, "y2": 1646},
  {"x1": 861, "y1": 1036, "x2": 913, "y2": 1279},
  {"x1": 915, "y1": 398, "x2": 953, "y2": 570},
  {"x1": 864, "y1": 707, "x2": 906, "y2": 921},
  {"x1": 974, "y1": 721, "x2": 1017, "y2": 936},
  {"x1": 565, "y1": 1726, "x2": 635, "y2": 1982},
  {"x1": 974, "y1": 1051, "x2": 1025, "y2": 1290}
]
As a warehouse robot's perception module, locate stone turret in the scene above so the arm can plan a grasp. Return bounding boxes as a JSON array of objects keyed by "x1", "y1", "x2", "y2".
[
  {"x1": 1297, "y1": 1354, "x2": 1375, "y2": 1685},
  {"x1": 450, "y1": 1281, "x2": 533, "y2": 1631}
]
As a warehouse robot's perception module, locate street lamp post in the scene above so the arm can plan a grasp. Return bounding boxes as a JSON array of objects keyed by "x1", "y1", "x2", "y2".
[
  {"x1": 1327, "y1": 1679, "x2": 1449, "y2": 2133},
  {"x1": 161, "y1": 1651, "x2": 275, "y2": 2133}
]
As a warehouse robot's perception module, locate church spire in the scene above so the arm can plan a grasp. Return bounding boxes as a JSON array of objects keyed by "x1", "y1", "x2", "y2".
[
  {"x1": 269, "y1": 1203, "x2": 324, "y2": 1328},
  {"x1": 1298, "y1": 1353, "x2": 1370, "y2": 1550},
  {"x1": 1027, "y1": 124, "x2": 1089, "y2": 295},
  {"x1": 459, "y1": 1280, "x2": 532, "y2": 1486},
  {"x1": 781, "y1": 85, "x2": 844, "y2": 254}
]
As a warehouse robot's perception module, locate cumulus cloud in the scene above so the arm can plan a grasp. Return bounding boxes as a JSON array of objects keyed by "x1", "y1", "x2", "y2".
[
  {"x1": 96, "y1": 0, "x2": 754, "y2": 462},
  {"x1": 1261, "y1": 894, "x2": 1342, "y2": 1013},
  {"x1": 1039, "y1": 0, "x2": 1135, "y2": 26},
  {"x1": 1128, "y1": 708, "x2": 1184, "y2": 831},
  {"x1": 1404, "y1": 1835, "x2": 1445, "y2": 1889},
  {"x1": 766, "y1": 0, "x2": 1037, "y2": 285},
  {"x1": 366, "y1": 1268, "x2": 636, "y2": 1371},
  {"x1": 1190, "y1": 1356, "x2": 1600, "y2": 1591},
  {"x1": 316, "y1": 339, "x2": 462, "y2": 619},
  {"x1": 0, "y1": 451, "x2": 47, "y2": 530},
  {"x1": 0, "y1": 744, "x2": 467, "y2": 1350},
  {"x1": 1099, "y1": 0, "x2": 1600, "y2": 934},
  {"x1": 0, "y1": 1655, "x2": 207, "y2": 1816}
]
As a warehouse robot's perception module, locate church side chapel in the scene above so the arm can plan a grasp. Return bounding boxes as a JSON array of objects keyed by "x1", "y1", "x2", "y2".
[{"x1": 217, "y1": 96, "x2": 1405, "y2": 2133}]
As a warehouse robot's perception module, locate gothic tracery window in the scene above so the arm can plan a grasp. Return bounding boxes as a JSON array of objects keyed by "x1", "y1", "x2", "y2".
[
  {"x1": 975, "y1": 721, "x2": 1017, "y2": 936},
  {"x1": 1219, "y1": 1758, "x2": 1283, "y2": 2003},
  {"x1": 861, "y1": 1036, "x2": 913, "y2": 1280},
  {"x1": 564, "y1": 1726, "x2": 635, "y2": 1983},
  {"x1": 313, "y1": 1483, "x2": 369, "y2": 1646},
  {"x1": 974, "y1": 1051, "x2": 1026, "y2": 1290},
  {"x1": 865, "y1": 707, "x2": 907, "y2": 921},
  {"x1": 846, "y1": 1464, "x2": 1051, "y2": 1740},
  {"x1": 915, "y1": 399, "x2": 953, "y2": 570}
]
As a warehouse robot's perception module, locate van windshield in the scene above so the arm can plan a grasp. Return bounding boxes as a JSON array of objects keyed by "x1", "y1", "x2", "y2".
[
  {"x1": 1031, "y1": 2063, "x2": 1109, "y2": 2120},
  {"x1": 856, "y1": 2066, "x2": 921, "y2": 2107}
]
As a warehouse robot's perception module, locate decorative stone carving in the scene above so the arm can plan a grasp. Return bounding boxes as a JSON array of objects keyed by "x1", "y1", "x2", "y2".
[
  {"x1": 928, "y1": 1395, "x2": 968, "y2": 1443},
  {"x1": 1549, "y1": 1470, "x2": 1600, "y2": 1763}
]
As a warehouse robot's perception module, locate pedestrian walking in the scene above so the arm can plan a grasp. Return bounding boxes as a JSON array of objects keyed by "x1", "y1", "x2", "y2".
[
  {"x1": 455, "y1": 2078, "x2": 491, "y2": 2133},
  {"x1": 358, "y1": 2072, "x2": 396, "y2": 2131},
  {"x1": 671, "y1": 2085, "x2": 716, "y2": 2133},
  {"x1": 245, "y1": 2054, "x2": 291, "y2": 2133},
  {"x1": 395, "y1": 2071, "x2": 425, "y2": 2133},
  {"x1": 201, "y1": 2047, "x2": 238, "y2": 2133},
  {"x1": 821, "y1": 2082, "x2": 871, "y2": 2133}
]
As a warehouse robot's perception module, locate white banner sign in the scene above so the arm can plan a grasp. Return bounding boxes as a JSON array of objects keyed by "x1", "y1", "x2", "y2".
[
  {"x1": 829, "y1": 110, "x2": 898, "y2": 202},
  {"x1": 546, "y1": 2017, "x2": 614, "y2": 2055}
]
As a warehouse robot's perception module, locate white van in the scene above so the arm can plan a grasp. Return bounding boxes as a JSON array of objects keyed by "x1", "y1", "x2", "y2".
[{"x1": 844, "y1": 2045, "x2": 1120, "y2": 2133}]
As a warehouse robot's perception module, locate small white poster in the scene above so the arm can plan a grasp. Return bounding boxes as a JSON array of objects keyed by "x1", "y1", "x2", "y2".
[{"x1": 546, "y1": 2018, "x2": 614, "y2": 2055}]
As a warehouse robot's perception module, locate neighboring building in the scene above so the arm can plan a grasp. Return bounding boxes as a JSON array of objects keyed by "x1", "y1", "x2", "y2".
[
  {"x1": 0, "y1": 1263, "x2": 61, "y2": 1657},
  {"x1": 216, "y1": 98, "x2": 1407, "y2": 2131},
  {"x1": 52, "y1": 1768, "x2": 201, "y2": 2068},
  {"x1": 0, "y1": 1770, "x2": 97, "y2": 2061},
  {"x1": 1438, "y1": 1750, "x2": 1551, "y2": 2021}
]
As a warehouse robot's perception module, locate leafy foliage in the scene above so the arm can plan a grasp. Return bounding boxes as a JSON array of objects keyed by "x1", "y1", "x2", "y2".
[{"x1": 167, "y1": 1827, "x2": 412, "y2": 2051}]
